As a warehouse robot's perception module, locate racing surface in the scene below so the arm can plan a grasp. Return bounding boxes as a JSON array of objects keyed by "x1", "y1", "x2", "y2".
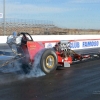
[{"x1": 0, "y1": 44, "x2": 100, "y2": 100}]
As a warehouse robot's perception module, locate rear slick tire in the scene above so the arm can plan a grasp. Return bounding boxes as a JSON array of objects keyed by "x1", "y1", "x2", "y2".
[{"x1": 40, "y1": 49, "x2": 57, "y2": 74}]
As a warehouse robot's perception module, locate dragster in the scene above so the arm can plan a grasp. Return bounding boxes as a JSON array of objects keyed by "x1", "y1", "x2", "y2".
[{"x1": 0, "y1": 32, "x2": 100, "y2": 74}]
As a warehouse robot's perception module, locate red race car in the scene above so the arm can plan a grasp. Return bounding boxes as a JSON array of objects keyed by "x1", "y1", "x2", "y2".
[{"x1": 0, "y1": 32, "x2": 98, "y2": 74}]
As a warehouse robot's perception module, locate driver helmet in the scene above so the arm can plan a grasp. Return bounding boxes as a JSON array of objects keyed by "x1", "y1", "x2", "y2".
[{"x1": 12, "y1": 31, "x2": 17, "y2": 37}]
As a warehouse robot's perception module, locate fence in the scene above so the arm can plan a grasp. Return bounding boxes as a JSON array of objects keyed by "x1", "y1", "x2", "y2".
[
  {"x1": 0, "y1": 18, "x2": 55, "y2": 35},
  {"x1": 0, "y1": 18, "x2": 100, "y2": 35}
]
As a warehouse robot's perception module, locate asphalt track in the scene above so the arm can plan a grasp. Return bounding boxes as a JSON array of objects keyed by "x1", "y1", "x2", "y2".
[{"x1": 0, "y1": 44, "x2": 100, "y2": 100}]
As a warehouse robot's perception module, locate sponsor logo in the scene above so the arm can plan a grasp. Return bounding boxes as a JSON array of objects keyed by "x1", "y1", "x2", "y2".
[
  {"x1": 47, "y1": 43, "x2": 52, "y2": 48},
  {"x1": 70, "y1": 42, "x2": 80, "y2": 48},
  {"x1": 82, "y1": 41, "x2": 99, "y2": 47}
]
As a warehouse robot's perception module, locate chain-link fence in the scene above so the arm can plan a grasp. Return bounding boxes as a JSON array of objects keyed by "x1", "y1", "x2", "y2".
[
  {"x1": 0, "y1": 18, "x2": 56, "y2": 35},
  {"x1": 0, "y1": 18, "x2": 100, "y2": 35}
]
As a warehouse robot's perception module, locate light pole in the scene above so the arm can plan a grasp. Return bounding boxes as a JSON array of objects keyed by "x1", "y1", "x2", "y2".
[{"x1": 3, "y1": 0, "x2": 6, "y2": 35}]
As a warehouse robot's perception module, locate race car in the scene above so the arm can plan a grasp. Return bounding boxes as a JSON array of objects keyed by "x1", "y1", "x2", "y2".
[{"x1": 0, "y1": 32, "x2": 98, "y2": 74}]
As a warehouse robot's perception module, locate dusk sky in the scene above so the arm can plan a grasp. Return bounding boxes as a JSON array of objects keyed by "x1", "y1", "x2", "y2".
[{"x1": 0, "y1": 0, "x2": 100, "y2": 29}]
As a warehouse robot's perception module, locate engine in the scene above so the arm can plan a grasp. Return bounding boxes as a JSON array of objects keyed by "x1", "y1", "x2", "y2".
[{"x1": 55, "y1": 40, "x2": 71, "y2": 57}]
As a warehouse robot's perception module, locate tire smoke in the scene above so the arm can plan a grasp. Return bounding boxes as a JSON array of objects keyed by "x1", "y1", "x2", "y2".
[
  {"x1": 0, "y1": 61, "x2": 21, "y2": 73},
  {"x1": 0, "y1": 49, "x2": 46, "y2": 85},
  {"x1": 25, "y1": 49, "x2": 46, "y2": 78}
]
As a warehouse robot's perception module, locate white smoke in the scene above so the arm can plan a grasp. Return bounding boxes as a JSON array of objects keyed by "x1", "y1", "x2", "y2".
[
  {"x1": 0, "y1": 61, "x2": 21, "y2": 73},
  {"x1": 25, "y1": 49, "x2": 46, "y2": 78},
  {"x1": 0, "y1": 49, "x2": 46, "y2": 85}
]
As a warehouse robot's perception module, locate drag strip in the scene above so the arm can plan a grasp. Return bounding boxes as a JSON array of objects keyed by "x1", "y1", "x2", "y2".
[
  {"x1": 0, "y1": 43, "x2": 100, "y2": 100},
  {"x1": 0, "y1": 58, "x2": 100, "y2": 100}
]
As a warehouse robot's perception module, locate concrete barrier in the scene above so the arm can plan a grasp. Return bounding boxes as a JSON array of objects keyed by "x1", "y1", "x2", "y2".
[
  {"x1": 0, "y1": 35, "x2": 100, "y2": 43},
  {"x1": 0, "y1": 35, "x2": 100, "y2": 50}
]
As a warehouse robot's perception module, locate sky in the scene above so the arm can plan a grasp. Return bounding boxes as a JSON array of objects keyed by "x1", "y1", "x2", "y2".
[{"x1": 0, "y1": 0, "x2": 100, "y2": 29}]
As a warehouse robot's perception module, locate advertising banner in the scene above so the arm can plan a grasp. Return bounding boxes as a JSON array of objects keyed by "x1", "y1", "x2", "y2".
[{"x1": 45, "y1": 40, "x2": 100, "y2": 50}]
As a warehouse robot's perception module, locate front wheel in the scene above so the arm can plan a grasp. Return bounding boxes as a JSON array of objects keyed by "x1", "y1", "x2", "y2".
[{"x1": 40, "y1": 49, "x2": 57, "y2": 74}]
